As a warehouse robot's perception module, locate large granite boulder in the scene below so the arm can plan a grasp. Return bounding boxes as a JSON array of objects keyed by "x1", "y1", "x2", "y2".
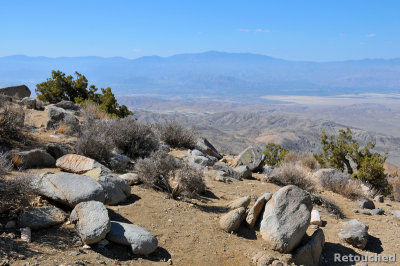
[
  {"x1": 106, "y1": 221, "x2": 158, "y2": 255},
  {"x1": 98, "y1": 175, "x2": 131, "y2": 205},
  {"x1": 70, "y1": 201, "x2": 111, "y2": 244},
  {"x1": 0, "y1": 85, "x2": 31, "y2": 99},
  {"x1": 14, "y1": 149, "x2": 56, "y2": 169},
  {"x1": 260, "y1": 185, "x2": 312, "y2": 253},
  {"x1": 19, "y1": 206, "x2": 67, "y2": 229},
  {"x1": 293, "y1": 229, "x2": 325, "y2": 266},
  {"x1": 119, "y1": 173, "x2": 140, "y2": 185},
  {"x1": 37, "y1": 172, "x2": 105, "y2": 207},
  {"x1": 232, "y1": 146, "x2": 265, "y2": 172}
]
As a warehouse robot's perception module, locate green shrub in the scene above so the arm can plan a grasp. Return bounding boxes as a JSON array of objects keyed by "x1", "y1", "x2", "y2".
[
  {"x1": 264, "y1": 142, "x2": 288, "y2": 167},
  {"x1": 36, "y1": 70, "x2": 132, "y2": 118}
]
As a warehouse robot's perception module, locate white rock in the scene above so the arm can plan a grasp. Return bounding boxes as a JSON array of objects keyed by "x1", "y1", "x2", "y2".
[{"x1": 310, "y1": 210, "x2": 322, "y2": 226}]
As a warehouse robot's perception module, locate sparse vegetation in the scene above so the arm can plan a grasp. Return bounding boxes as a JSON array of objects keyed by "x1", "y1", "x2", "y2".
[
  {"x1": 267, "y1": 162, "x2": 315, "y2": 192},
  {"x1": 0, "y1": 102, "x2": 25, "y2": 140},
  {"x1": 135, "y1": 150, "x2": 182, "y2": 192},
  {"x1": 310, "y1": 193, "x2": 345, "y2": 219},
  {"x1": 314, "y1": 128, "x2": 392, "y2": 195},
  {"x1": 264, "y1": 142, "x2": 288, "y2": 167},
  {"x1": 155, "y1": 120, "x2": 198, "y2": 149},
  {"x1": 172, "y1": 164, "x2": 206, "y2": 198},
  {"x1": 36, "y1": 70, "x2": 132, "y2": 118},
  {"x1": 111, "y1": 117, "x2": 159, "y2": 159},
  {"x1": 0, "y1": 153, "x2": 37, "y2": 210},
  {"x1": 75, "y1": 119, "x2": 115, "y2": 165},
  {"x1": 392, "y1": 177, "x2": 400, "y2": 201},
  {"x1": 284, "y1": 151, "x2": 319, "y2": 170},
  {"x1": 318, "y1": 169, "x2": 363, "y2": 199}
]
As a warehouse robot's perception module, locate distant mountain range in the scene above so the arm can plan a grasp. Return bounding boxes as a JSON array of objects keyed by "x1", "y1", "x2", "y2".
[{"x1": 1, "y1": 51, "x2": 400, "y2": 100}]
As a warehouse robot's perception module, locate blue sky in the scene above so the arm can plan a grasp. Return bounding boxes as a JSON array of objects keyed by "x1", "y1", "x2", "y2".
[{"x1": 0, "y1": 0, "x2": 399, "y2": 61}]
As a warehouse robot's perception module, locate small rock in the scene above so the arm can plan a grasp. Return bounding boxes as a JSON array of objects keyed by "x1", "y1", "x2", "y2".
[
  {"x1": 235, "y1": 165, "x2": 252, "y2": 179},
  {"x1": 338, "y1": 219, "x2": 369, "y2": 249},
  {"x1": 219, "y1": 207, "x2": 246, "y2": 232},
  {"x1": 227, "y1": 196, "x2": 251, "y2": 210},
  {"x1": 374, "y1": 195, "x2": 384, "y2": 203},
  {"x1": 19, "y1": 206, "x2": 67, "y2": 229},
  {"x1": 5, "y1": 221, "x2": 16, "y2": 229},
  {"x1": 358, "y1": 198, "x2": 375, "y2": 209},
  {"x1": 293, "y1": 229, "x2": 325, "y2": 266},
  {"x1": 372, "y1": 208, "x2": 384, "y2": 215},
  {"x1": 20, "y1": 227, "x2": 31, "y2": 243},
  {"x1": 167, "y1": 259, "x2": 173, "y2": 265},
  {"x1": 246, "y1": 193, "x2": 272, "y2": 228},
  {"x1": 310, "y1": 210, "x2": 322, "y2": 226},
  {"x1": 353, "y1": 209, "x2": 372, "y2": 215},
  {"x1": 119, "y1": 173, "x2": 140, "y2": 185}
]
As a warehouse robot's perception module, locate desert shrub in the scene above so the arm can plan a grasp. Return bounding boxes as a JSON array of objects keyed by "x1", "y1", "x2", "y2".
[
  {"x1": 318, "y1": 169, "x2": 363, "y2": 199},
  {"x1": 0, "y1": 154, "x2": 37, "y2": 210},
  {"x1": 81, "y1": 101, "x2": 110, "y2": 123},
  {"x1": 75, "y1": 119, "x2": 115, "y2": 165},
  {"x1": 0, "y1": 103, "x2": 25, "y2": 140},
  {"x1": 310, "y1": 193, "x2": 344, "y2": 219},
  {"x1": 264, "y1": 142, "x2": 288, "y2": 167},
  {"x1": 135, "y1": 150, "x2": 182, "y2": 192},
  {"x1": 284, "y1": 152, "x2": 319, "y2": 171},
  {"x1": 267, "y1": 162, "x2": 315, "y2": 192},
  {"x1": 36, "y1": 70, "x2": 132, "y2": 118},
  {"x1": 155, "y1": 120, "x2": 197, "y2": 149},
  {"x1": 392, "y1": 177, "x2": 400, "y2": 201},
  {"x1": 111, "y1": 117, "x2": 159, "y2": 159},
  {"x1": 172, "y1": 164, "x2": 206, "y2": 198}
]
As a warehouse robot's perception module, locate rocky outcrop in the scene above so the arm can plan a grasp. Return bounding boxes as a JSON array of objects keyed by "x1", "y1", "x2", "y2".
[
  {"x1": 260, "y1": 185, "x2": 312, "y2": 253},
  {"x1": 106, "y1": 221, "x2": 158, "y2": 255},
  {"x1": 232, "y1": 146, "x2": 265, "y2": 172},
  {"x1": 37, "y1": 172, "x2": 105, "y2": 207},
  {"x1": 19, "y1": 206, "x2": 67, "y2": 229},
  {"x1": 46, "y1": 106, "x2": 79, "y2": 131},
  {"x1": 338, "y1": 219, "x2": 369, "y2": 249},
  {"x1": 70, "y1": 201, "x2": 111, "y2": 244},
  {"x1": 0, "y1": 85, "x2": 31, "y2": 99},
  {"x1": 196, "y1": 138, "x2": 222, "y2": 160}
]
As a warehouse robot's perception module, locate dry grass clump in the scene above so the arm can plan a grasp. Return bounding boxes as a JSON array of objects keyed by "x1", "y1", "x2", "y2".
[
  {"x1": 311, "y1": 193, "x2": 344, "y2": 219},
  {"x1": 135, "y1": 150, "x2": 182, "y2": 192},
  {"x1": 75, "y1": 119, "x2": 115, "y2": 165},
  {"x1": 284, "y1": 152, "x2": 319, "y2": 171},
  {"x1": 0, "y1": 153, "x2": 37, "y2": 210},
  {"x1": 110, "y1": 117, "x2": 159, "y2": 159},
  {"x1": 81, "y1": 101, "x2": 110, "y2": 123},
  {"x1": 0, "y1": 103, "x2": 25, "y2": 140},
  {"x1": 268, "y1": 162, "x2": 315, "y2": 192},
  {"x1": 391, "y1": 177, "x2": 400, "y2": 201},
  {"x1": 135, "y1": 150, "x2": 206, "y2": 198},
  {"x1": 172, "y1": 164, "x2": 206, "y2": 198},
  {"x1": 155, "y1": 120, "x2": 198, "y2": 149},
  {"x1": 318, "y1": 169, "x2": 363, "y2": 199}
]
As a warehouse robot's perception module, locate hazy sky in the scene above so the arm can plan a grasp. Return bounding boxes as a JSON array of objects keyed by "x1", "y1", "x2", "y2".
[{"x1": 1, "y1": 0, "x2": 399, "y2": 61}]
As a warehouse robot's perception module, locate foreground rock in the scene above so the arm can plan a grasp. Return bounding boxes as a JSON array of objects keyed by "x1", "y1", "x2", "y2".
[
  {"x1": 246, "y1": 192, "x2": 272, "y2": 229},
  {"x1": 232, "y1": 146, "x2": 265, "y2": 172},
  {"x1": 37, "y1": 172, "x2": 105, "y2": 207},
  {"x1": 46, "y1": 143, "x2": 73, "y2": 160},
  {"x1": 106, "y1": 221, "x2": 158, "y2": 255},
  {"x1": 219, "y1": 207, "x2": 246, "y2": 232},
  {"x1": 293, "y1": 229, "x2": 325, "y2": 266},
  {"x1": 338, "y1": 219, "x2": 369, "y2": 249},
  {"x1": 98, "y1": 175, "x2": 131, "y2": 205},
  {"x1": 0, "y1": 85, "x2": 31, "y2": 99},
  {"x1": 260, "y1": 185, "x2": 312, "y2": 253},
  {"x1": 56, "y1": 154, "x2": 110, "y2": 174},
  {"x1": 358, "y1": 198, "x2": 375, "y2": 209},
  {"x1": 120, "y1": 173, "x2": 140, "y2": 185},
  {"x1": 70, "y1": 201, "x2": 111, "y2": 244},
  {"x1": 235, "y1": 165, "x2": 252, "y2": 179},
  {"x1": 46, "y1": 106, "x2": 79, "y2": 131},
  {"x1": 227, "y1": 196, "x2": 251, "y2": 210},
  {"x1": 14, "y1": 149, "x2": 55, "y2": 169},
  {"x1": 19, "y1": 206, "x2": 67, "y2": 229},
  {"x1": 196, "y1": 138, "x2": 222, "y2": 160},
  {"x1": 213, "y1": 162, "x2": 240, "y2": 180}
]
